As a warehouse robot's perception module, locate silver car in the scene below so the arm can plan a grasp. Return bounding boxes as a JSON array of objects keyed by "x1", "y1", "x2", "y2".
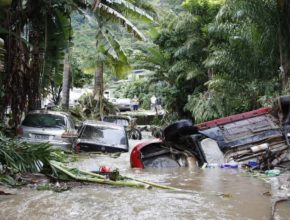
[{"x1": 17, "y1": 110, "x2": 76, "y2": 151}]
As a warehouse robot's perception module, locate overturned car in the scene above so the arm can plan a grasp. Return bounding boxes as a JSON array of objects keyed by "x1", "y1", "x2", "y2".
[{"x1": 130, "y1": 96, "x2": 290, "y2": 169}]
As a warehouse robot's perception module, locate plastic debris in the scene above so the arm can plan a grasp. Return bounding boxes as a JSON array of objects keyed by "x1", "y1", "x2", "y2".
[
  {"x1": 220, "y1": 162, "x2": 239, "y2": 169},
  {"x1": 248, "y1": 160, "x2": 258, "y2": 168},
  {"x1": 99, "y1": 166, "x2": 111, "y2": 173},
  {"x1": 265, "y1": 169, "x2": 281, "y2": 177},
  {"x1": 250, "y1": 143, "x2": 269, "y2": 153},
  {"x1": 201, "y1": 163, "x2": 207, "y2": 169},
  {"x1": 206, "y1": 163, "x2": 218, "y2": 168}
]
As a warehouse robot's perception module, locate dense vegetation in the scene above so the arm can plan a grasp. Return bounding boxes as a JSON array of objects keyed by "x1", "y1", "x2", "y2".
[
  {"x1": 0, "y1": 0, "x2": 154, "y2": 125},
  {"x1": 120, "y1": 0, "x2": 290, "y2": 123},
  {"x1": 1, "y1": 0, "x2": 290, "y2": 125}
]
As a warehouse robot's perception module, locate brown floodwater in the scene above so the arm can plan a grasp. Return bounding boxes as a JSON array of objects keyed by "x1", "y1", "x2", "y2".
[{"x1": 0, "y1": 139, "x2": 286, "y2": 220}]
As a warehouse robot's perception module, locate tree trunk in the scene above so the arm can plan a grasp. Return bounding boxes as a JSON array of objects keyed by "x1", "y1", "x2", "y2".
[
  {"x1": 61, "y1": 52, "x2": 70, "y2": 110},
  {"x1": 277, "y1": 0, "x2": 290, "y2": 90},
  {"x1": 0, "y1": 37, "x2": 5, "y2": 122},
  {"x1": 28, "y1": 29, "x2": 42, "y2": 111},
  {"x1": 0, "y1": 1, "x2": 31, "y2": 127},
  {"x1": 93, "y1": 63, "x2": 104, "y2": 118}
]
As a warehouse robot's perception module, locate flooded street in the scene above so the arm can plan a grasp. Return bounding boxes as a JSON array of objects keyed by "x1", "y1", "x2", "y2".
[{"x1": 0, "y1": 138, "x2": 277, "y2": 220}]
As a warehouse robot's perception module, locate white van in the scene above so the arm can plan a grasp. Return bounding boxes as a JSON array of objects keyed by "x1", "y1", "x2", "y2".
[{"x1": 110, "y1": 98, "x2": 132, "y2": 111}]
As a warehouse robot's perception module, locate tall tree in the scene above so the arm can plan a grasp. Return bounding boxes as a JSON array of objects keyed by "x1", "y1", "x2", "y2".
[
  {"x1": 0, "y1": 0, "x2": 81, "y2": 125},
  {"x1": 277, "y1": 0, "x2": 290, "y2": 89},
  {"x1": 82, "y1": 0, "x2": 154, "y2": 118},
  {"x1": 61, "y1": 52, "x2": 71, "y2": 110},
  {"x1": 136, "y1": 1, "x2": 221, "y2": 118},
  {"x1": 196, "y1": 0, "x2": 280, "y2": 121}
]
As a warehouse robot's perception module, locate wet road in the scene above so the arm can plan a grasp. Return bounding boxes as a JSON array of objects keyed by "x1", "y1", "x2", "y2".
[{"x1": 0, "y1": 138, "x2": 279, "y2": 220}]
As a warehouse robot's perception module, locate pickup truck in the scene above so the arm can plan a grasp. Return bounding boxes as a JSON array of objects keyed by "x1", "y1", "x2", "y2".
[{"x1": 130, "y1": 96, "x2": 290, "y2": 169}]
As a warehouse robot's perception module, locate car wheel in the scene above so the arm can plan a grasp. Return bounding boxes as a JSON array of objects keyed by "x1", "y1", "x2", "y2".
[
  {"x1": 128, "y1": 128, "x2": 142, "y2": 140},
  {"x1": 163, "y1": 119, "x2": 198, "y2": 142}
]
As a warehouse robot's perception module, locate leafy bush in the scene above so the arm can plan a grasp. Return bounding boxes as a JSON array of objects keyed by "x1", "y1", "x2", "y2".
[
  {"x1": 0, "y1": 133, "x2": 65, "y2": 174},
  {"x1": 71, "y1": 92, "x2": 119, "y2": 120}
]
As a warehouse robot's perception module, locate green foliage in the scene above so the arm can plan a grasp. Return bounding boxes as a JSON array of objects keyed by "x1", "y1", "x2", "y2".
[
  {"x1": 73, "y1": 92, "x2": 119, "y2": 119},
  {"x1": 193, "y1": 0, "x2": 281, "y2": 121},
  {"x1": 71, "y1": 56, "x2": 93, "y2": 88},
  {"x1": 0, "y1": 133, "x2": 65, "y2": 174},
  {"x1": 0, "y1": 175, "x2": 18, "y2": 186},
  {"x1": 71, "y1": 0, "x2": 155, "y2": 85},
  {"x1": 114, "y1": 78, "x2": 166, "y2": 109},
  {"x1": 131, "y1": 0, "x2": 286, "y2": 123},
  {"x1": 0, "y1": 0, "x2": 87, "y2": 124},
  {"x1": 133, "y1": 2, "x2": 220, "y2": 117},
  {"x1": 2, "y1": 0, "x2": 288, "y2": 126},
  {"x1": 185, "y1": 76, "x2": 280, "y2": 123},
  {"x1": 182, "y1": 0, "x2": 225, "y2": 9},
  {"x1": 206, "y1": 0, "x2": 279, "y2": 79}
]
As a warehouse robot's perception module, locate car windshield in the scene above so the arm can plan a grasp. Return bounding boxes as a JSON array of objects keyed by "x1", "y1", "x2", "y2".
[
  {"x1": 22, "y1": 114, "x2": 66, "y2": 129},
  {"x1": 80, "y1": 125, "x2": 126, "y2": 146},
  {"x1": 103, "y1": 117, "x2": 129, "y2": 126}
]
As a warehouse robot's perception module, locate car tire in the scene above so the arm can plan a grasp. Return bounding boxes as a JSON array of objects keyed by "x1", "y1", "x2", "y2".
[
  {"x1": 163, "y1": 119, "x2": 198, "y2": 142},
  {"x1": 128, "y1": 128, "x2": 142, "y2": 140}
]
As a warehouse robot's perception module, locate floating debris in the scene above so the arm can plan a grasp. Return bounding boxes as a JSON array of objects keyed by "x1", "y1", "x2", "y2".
[{"x1": 49, "y1": 161, "x2": 180, "y2": 190}]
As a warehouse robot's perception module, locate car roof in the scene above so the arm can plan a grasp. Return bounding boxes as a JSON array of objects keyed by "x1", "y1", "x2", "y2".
[
  {"x1": 26, "y1": 110, "x2": 70, "y2": 117},
  {"x1": 82, "y1": 120, "x2": 124, "y2": 130}
]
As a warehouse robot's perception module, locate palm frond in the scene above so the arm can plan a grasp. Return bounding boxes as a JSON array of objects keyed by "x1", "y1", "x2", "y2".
[
  {"x1": 97, "y1": 28, "x2": 119, "y2": 59},
  {"x1": 0, "y1": 133, "x2": 64, "y2": 174},
  {"x1": 96, "y1": 3, "x2": 146, "y2": 40},
  {"x1": 104, "y1": 0, "x2": 154, "y2": 22}
]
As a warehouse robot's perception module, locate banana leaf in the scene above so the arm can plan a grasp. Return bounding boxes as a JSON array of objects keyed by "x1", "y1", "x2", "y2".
[{"x1": 49, "y1": 160, "x2": 179, "y2": 190}]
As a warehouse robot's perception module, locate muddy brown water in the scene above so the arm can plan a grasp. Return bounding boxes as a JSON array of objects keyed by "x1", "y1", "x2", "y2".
[{"x1": 0, "y1": 138, "x2": 287, "y2": 220}]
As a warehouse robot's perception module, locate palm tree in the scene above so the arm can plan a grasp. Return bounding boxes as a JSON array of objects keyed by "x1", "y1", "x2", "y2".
[
  {"x1": 277, "y1": 0, "x2": 290, "y2": 89},
  {"x1": 61, "y1": 52, "x2": 71, "y2": 110},
  {"x1": 209, "y1": 0, "x2": 289, "y2": 90},
  {"x1": 0, "y1": 0, "x2": 154, "y2": 124},
  {"x1": 0, "y1": 0, "x2": 79, "y2": 125},
  {"x1": 82, "y1": 0, "x2": 154, "y2": 118}
]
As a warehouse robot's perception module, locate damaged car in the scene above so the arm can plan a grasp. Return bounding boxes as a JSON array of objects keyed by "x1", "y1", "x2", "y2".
[
  {"x1": 17, "y1": 110, "x2": 76, "y2": 151},
  {"x1": 130, "y1": 96, "x2": 290, "y2": 169},
  {"x1": 73, "y1": 120, "x2": 129, "y2": 153}
]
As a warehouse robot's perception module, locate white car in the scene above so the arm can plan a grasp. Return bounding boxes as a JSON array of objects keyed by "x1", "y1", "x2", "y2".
[
  {"x1": 110, "y1": 98, "x2": 132, "y2": 111},
  {"x1": 17, "y1": 110, "x2": 77, "y2": 151}
]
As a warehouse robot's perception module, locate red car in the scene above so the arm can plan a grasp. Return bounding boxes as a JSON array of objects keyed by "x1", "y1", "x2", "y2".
[{"x1": 131, "y1": 96, "x2": 290, "y2": 169}]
